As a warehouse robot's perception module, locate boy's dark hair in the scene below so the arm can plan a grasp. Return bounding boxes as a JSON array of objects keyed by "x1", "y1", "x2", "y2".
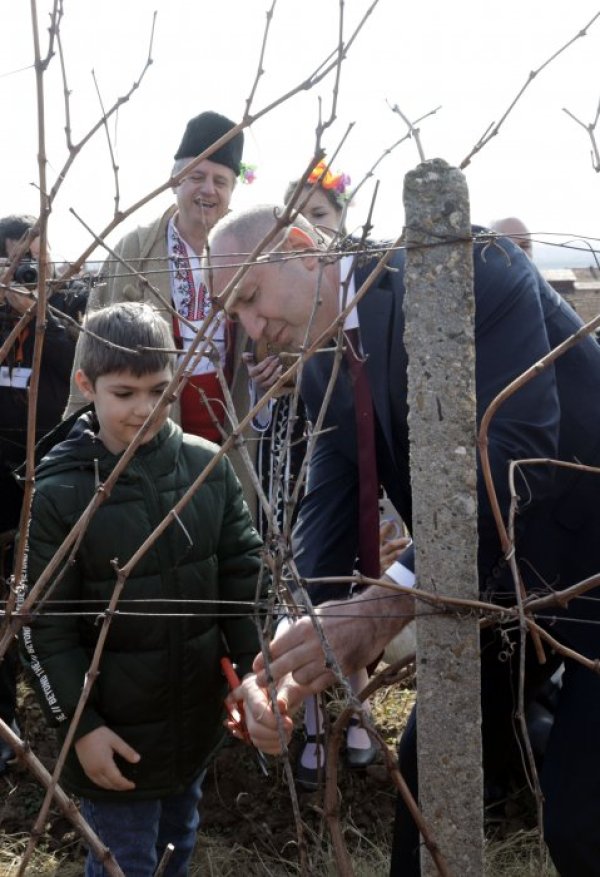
[
  {"x1": 0, "y1": 214, "x2": 38, "y2": 257},
  {"x1": 79, "y1": 302, "x2": 174, "y2": 385}
]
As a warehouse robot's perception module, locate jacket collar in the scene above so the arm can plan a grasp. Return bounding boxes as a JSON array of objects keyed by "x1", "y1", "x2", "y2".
[{"x1": 36, "y1": 414, "x2": 181, "y2": 481}]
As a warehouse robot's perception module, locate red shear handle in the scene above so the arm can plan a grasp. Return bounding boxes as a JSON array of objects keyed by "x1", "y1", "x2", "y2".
[
  {"x1": 220, "y1": 656, "x2": 242, "y2": 690},
  {"x1": 221, "y1": 657, "x2": 251, "y2": 743}
]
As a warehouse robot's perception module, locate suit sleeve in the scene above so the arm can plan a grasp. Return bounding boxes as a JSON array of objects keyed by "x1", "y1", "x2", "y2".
[
  {"x1": 472, "y1": 240, "x2": 560, "y2": 591},
  {"x1": 19, "y1": 489, "x2": 105, "y2": 739}
]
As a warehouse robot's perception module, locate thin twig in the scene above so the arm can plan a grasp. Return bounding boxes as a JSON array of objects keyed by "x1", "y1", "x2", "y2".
[
  {"x1": 19, "y1": 561, "x2": 129, "y2": 872},
  {"x1": 460, "y1": 10, "x2": 600, "y2": 168},
  {"x1": 243, "y1": 0, "x2": 277, "y2": 115},
  {"x1": 0, "y1": 719, "x2": 124, "y2": 877},
  {"x1": 46, "y1": 11, "x2": 156, "y2": 208},
  {"x1": 349, "y1": 105, "x2": 441, "y2": 205},
  {"x1": 563, "y1": 97, "x2": 600, "y2": 172},
  {"x1": 92, "y1": 69, "x2": 121, "y2": 216},
  {"x1": 62, "y1": 1, "x2": 380, "y2": 279},
  {"x1": 507, "y1": 461, "x2": 545, "y2": 835},
  {"x1": 388, "y1": 101, "x2": 431, "y2": 163}
]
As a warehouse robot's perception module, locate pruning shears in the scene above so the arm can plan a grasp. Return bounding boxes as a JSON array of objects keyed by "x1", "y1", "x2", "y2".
[{"x1": 221, "y1": 656, "x2": 269, "y2": 776}]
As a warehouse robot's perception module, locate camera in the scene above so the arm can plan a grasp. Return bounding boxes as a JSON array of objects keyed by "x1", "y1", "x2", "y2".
[{"x1": 14, "y1": 260, "x2": 38, "y2": 285}]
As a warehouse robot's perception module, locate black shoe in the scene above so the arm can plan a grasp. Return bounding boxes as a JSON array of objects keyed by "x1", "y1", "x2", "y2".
[
  {"x1": 345, "y1": 717, "x2": 378, "y2": 769},
  {"x1": 0, "y1": 720, "x2": 20, "y2": 774},
  {"x1": 296, "y1": 734, "x2": 325, "y2": 791}
]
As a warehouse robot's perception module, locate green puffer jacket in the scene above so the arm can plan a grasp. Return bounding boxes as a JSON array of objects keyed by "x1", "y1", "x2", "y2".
[{"x1": 21, "y1": 413, "x2": 266, "y2": 801}]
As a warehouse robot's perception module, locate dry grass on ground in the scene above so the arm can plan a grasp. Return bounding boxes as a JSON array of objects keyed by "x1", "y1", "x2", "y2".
[{"x1": 0, "y1": 672, "x2": 558, "y2": 875}]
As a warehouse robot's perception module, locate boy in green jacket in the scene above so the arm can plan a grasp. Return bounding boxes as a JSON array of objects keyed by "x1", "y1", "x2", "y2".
[{"x1": 21, "y1": 302, "x2": 266, "y2": 876}]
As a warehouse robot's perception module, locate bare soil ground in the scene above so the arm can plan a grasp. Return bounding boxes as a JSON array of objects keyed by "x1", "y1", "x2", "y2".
[
  {"x1": 0, "y1": 676, "x2": 557, "y2": 876},
  {"x1": 0, "y1": 677, "x2": 410, "y2": 875}
]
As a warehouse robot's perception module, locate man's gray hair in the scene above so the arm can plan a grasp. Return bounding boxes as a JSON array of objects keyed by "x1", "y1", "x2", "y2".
[
  {"x1": 171, "y1": 157, "x2": 238, "y2": 185},
  {"x1": 209, "y1": 204, "x2": 316, "y2": 259}
]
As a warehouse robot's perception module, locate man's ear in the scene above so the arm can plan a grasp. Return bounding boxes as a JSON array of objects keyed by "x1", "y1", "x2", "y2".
[
  {"x1": 281, "y1": 226, "x2": 315, "y2": 251},
  {"x1": 280, "y1": 226, "x2": 320, "y2": 270},
  {"x1": 74, "y1": 369, "x2": 95, "y2": 401}
]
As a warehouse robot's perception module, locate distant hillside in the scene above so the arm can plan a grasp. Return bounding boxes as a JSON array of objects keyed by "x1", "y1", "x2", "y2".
[{"x1": 535, "y1": 241, "x2": 600, "y2": 270}]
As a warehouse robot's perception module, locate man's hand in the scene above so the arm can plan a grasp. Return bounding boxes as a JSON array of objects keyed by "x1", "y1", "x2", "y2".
[
  {"x1": 2, "y1": 286, "x2": 34, "y2": 315},
  {"x1": 253, "y1": 586, "x2": 414, "y2": 694},
  {"x1": 379, "y1": 520, "x2": 411, "y2": 573},
  {"x1": 229, "y1": 674, "x2": 301, "y2": 755},
  {"x1": 242, "y1": 351, "x2": 283, "y2": 392},
  {"x1": 75, "y1": 726, "x2": 140, "y2": 791}
]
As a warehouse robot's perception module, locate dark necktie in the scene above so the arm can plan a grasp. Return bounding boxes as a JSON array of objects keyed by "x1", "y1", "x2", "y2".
[{"x1": 345, "y1": 328, "x2": 380, "y2": 579}]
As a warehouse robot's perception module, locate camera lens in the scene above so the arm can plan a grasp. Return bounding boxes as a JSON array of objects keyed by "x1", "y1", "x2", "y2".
[{"x1": 14, "y1": 261, "x2": 38, "y2": 285}]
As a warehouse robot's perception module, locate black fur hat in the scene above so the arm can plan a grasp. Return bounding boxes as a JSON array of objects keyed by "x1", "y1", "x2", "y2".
[{"x1": 174, "y1": 111, "x2": 243, "y2": 174}]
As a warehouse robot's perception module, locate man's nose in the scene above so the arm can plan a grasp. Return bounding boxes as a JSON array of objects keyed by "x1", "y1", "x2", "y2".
[
  {"x1": 199, "y1": 175, "x2": 216, "y2": 196},
  {"x1": 239, "y1": 310, "x2": 265, "y2": 341}
]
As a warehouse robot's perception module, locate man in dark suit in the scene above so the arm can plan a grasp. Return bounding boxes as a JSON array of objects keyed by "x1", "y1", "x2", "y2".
[{"x1": 210, "y1": 204, "x2": 600, "y2": 877}]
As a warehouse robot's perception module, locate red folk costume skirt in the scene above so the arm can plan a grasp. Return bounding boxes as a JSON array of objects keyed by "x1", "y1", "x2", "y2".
[
  {"x1": 173, "y1": 316, "x2": 235, "y2": 445},
  {"x1": 179, "y1": 372, "x2": 226, "y2": 444}
]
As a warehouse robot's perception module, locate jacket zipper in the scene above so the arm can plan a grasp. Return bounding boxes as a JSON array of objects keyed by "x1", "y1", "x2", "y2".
[{"x1": 135, "y1": 459, "x2": 184, "y2": 784}]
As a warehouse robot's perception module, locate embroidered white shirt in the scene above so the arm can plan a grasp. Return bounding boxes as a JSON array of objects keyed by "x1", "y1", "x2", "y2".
[{"x1": 168, "y1": 217, "x2": 225, "y2": 376}]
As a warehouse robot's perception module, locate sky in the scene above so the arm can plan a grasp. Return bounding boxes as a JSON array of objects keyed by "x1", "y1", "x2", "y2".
[{"x1": 2, "y1": 0, "x2": 600, "y2": 269}]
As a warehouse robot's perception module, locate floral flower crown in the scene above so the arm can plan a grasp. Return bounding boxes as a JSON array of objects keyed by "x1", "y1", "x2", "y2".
[
  {"x1": 307, "y1": 159, "x2": 351, "y2": 200},
  {"x1": 238, "y1": 162, "x2": 257, "y2": 184}
]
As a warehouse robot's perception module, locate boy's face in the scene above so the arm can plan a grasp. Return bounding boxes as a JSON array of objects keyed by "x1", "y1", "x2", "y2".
[{"x1": 75, "y1": 368, "x2": 172, "y2": 455}]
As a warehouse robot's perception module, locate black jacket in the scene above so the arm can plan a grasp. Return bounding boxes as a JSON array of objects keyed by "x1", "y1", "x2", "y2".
[{"x1": 0, "y1": 281, "x2": 88, "y2": 471}]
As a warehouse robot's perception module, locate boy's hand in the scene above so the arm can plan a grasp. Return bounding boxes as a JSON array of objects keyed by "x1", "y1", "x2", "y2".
[
  {"x1": 75, "y1": 726, "x2": 140, "y2": 791},
  {"x1": 230, "y1": 674, "x2": 299, "y2": 756}
]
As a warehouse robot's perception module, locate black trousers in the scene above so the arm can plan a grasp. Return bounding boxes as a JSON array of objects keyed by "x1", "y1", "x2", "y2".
[
  {"x1": 541, "y1": 661, "x2": 600, "y2": 877},
  {"x1": 388, "y1": 627, "x2": 588, "y2": 876}
]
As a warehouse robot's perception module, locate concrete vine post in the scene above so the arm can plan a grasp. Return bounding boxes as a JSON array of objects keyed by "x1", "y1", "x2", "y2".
[{"x1": 403, "y1": 158, "x2": 483, "y2": 875}]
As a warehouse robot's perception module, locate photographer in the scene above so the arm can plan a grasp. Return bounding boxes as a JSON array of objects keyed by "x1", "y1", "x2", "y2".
[{"x1": 0, "y1": 214, "x2": 88, "y2": 772}]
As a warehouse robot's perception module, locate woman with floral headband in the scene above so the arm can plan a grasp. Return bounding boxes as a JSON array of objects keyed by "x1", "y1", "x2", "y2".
[
  {"x1": 244, "y1": 160, "x2": 407, "y2": 790},
  {"x1": 284, "y1": 159, "x2": 351, "y2": 233}
]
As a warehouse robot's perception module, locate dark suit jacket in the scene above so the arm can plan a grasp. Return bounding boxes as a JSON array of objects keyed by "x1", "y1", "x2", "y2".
[{"x1": 294, "y1": 236, "x2": 600, "y2": 658}]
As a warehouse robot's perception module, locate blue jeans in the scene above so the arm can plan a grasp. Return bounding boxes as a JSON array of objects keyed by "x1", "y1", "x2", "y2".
[{"x1": 80, "y1": 772, "x2": 205, "y2": 877}]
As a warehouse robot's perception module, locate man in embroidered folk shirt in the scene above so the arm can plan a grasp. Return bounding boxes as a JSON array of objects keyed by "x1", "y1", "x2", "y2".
[{"x1": 64, "y1": 111, "x2": 258, "y2": 510}]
